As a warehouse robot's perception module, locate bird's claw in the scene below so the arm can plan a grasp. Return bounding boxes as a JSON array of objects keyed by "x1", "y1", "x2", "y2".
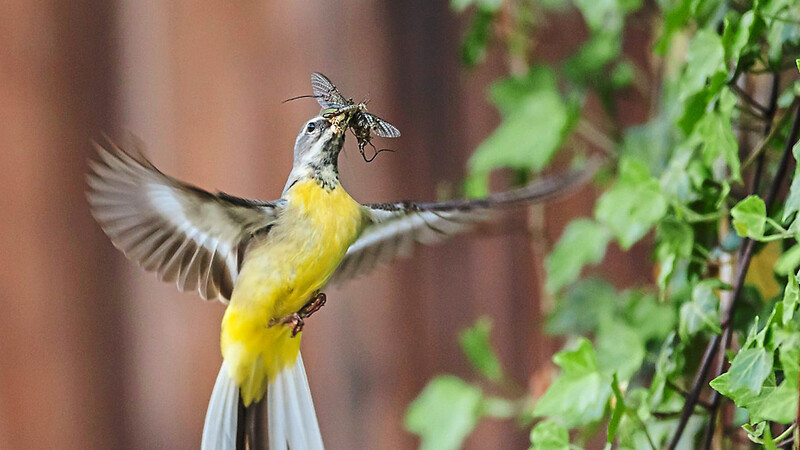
[
  {"x1": 269, "y1": 313, "x2": 304, "y2": 337},
  {"x1": 268, "y1": 292, "x2": 327, "y2": 338},
  {"x1": 299, "y1": 292, "x2": 326, "y2": 318}
]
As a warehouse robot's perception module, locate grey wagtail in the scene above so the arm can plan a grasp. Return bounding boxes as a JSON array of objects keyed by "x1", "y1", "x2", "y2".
[{"x1": 87, "y1": 85, "x2": 596, "y2": 450}]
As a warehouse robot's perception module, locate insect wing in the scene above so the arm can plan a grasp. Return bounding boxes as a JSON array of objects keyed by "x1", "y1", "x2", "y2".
[
  {"x1": 364, "y1": 113, "x2": 401, "y2": 138},
  {"x1": 311, "y1": 72, "x2": 349, "y2": 109}
]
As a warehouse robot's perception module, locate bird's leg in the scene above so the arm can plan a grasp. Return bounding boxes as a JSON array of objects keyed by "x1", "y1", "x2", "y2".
[
  {"x1": 299, "y1": 292, "x2": 326, "y2": 319},
  {"x1": 267, "y1": 292, "x2": 327, "y2": 338},
  {"x1": 268, "y1": 313, "x2": 304, "y2": 337}
]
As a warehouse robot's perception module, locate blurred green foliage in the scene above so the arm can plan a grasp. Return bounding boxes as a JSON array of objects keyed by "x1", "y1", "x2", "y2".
[{"x1": 406, "y1": 0, "x2": 800, "y2": 448}]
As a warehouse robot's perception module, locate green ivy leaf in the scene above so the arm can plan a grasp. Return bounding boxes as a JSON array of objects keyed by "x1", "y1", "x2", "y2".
[
  {"x1": 680, "y1": 29, "x2": 726, "y2": 101},
  {"x1": 573, "y1": 0, "x2": 641, "y2": 34},
  {"x1": 728, "y1": 348, "x2": 773, "y2": 395},
  {"x1": 612, "y1": 60, "x2": 635, "y2": 88},
  {"x1": 451, "y1": 0, "x2": 502, "y2": 11},
  {"x1": 596, "y1": 320, "x2": 646, "y2": 381},
  {"x1": 595, "y1": 157, "x2": 667, "y2": 249},
  {"x1": 626, "y1": 292, "x2": 677, "y2": 343},
  {"x1": 764, "y1": 0, "x2": 800, "y2": 64},
  {"x1": 489, "y1": 66, "x2": 558, "y2": 116},
  {"x1": 711, "y1": 373, "x2": 797, "y2": 423},
  {"x1": 405, "y1": 376, "x2": 483, "y2": 450},
  {"x1": 656, "y1": 217, "x2": 694, "y2": 292},
  {"x1": 776, "y1": 245, "x2": 800, "y2": 276},
  {"x1": 563, "y1": 31, "x2": 621, "y2": 87},
  {"x1": 779, "y1": 346, "x2": 799, "y2": 389},
  {"x1": 547, "y1": 279, "x2": 617, "y2": 336},
  {"x1": 654, "y1": 0, "x2": 692, "y2": 54},
  {"x1": 755, "y1": 384, "x2": 799, "y2": 423},
  {"x1": 469, "y1": 67, "x2": 578, "y2": 178},
  {"x1": 459, "y1": 317, "x2": 504, "y2": 382},
  {"x1": 649, "y1": 333, "x2": 684, "y2": 408},
  {"x1": 529, "y1": 421, "x2": 570, "y2": 450},
  {"x1": 545, "y1": 219, "x2": 611, "y2": 292},
  {"x1": 722, "y1": 10, "x2": 763, "y2": 66},
  {"x1": 607, "y1": 374, "x2": 626, "y2": 445},
  {"x1": 742, "y1": 421, "x2": 767, "y2": 443},
  {"x1": 657, "y1": 217, "x2": 694, "y2": 259},
  {"x1": 782, "y1": 141, "x2": 800, "y2": 221},
  {"x1": 731, "y1": 195, "x2": 767, "y2": 239},
  {"x1": 460, "y1": 8, "x2": 496, "y2": 66},
  {"x1": 679, "y1": 279, "x2": 723, "y2": 341},
  {"x1": 782, "y1": 272, "x2": 799, "y2": 325},
  {"x1": 695, "y1": 101, "x2": 741, "y2": 182},
  {"x1": 533, "y1": 339, "x2": 612, "y2": 427}
]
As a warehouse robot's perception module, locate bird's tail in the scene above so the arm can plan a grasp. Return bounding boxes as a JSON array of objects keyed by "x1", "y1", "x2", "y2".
[
  {"x1": 201, "y1": 354, "x2": 324, "y2": 450},
  {"x1": 267, "y1": 352, "x2": 324, "y2": 450},
  {"x1": 202, "y1": 362, "x2": 241, "y2": 450}
]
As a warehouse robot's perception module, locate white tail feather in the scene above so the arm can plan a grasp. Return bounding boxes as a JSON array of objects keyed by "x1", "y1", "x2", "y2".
[
  {"x1": 202, "y1": 362, "x2": 239, "y2": 450},
  {"x1": 268, "y1": 353, "x2": 324, "y2": 450}
]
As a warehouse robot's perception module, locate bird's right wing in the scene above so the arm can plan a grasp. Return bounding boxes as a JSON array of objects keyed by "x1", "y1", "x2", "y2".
[
  {"x1": 87, "y1": 137, "x2": 284, "y2": 302},
  {"x1": 329, "y1": 159, "x2": 600, "y2": 285}
]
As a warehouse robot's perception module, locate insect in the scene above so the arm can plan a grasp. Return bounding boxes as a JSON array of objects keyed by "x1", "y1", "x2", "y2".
[{"x1": 285, "y1": 72, "x2": 401, "y2": 162}]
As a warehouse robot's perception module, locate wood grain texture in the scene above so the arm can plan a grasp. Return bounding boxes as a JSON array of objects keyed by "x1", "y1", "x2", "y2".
[{"x1": 0, "y1": 1, "x2": 652, "y2": 449}]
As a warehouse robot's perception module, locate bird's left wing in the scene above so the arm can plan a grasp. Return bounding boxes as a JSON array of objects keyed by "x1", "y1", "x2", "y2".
[
  {"x1": 328, "y1": 160, "x2": 599, "y2": 285},
  {"x1": 87, "y1": 137, "x2": 284, "y2": 302}
]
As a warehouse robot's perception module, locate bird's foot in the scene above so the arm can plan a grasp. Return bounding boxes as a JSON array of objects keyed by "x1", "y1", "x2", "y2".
[
  {"x1": 268, "y1": 313, "x2": 304, "y2": 338},
  {"x1": 268, "y1": 292, "x2": 327, "y2": 338},
  {"x1": 299, "y1": 292, "x2": 326, "y2": 319}
]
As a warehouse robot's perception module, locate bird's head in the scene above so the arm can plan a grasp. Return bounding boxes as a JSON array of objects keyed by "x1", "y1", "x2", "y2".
[
  {"x1": 284, "y1": 114, "x2": 347, "y2": 194},
  {"x1": 292, "y1": 115, "x2": 346, "y2": 167}
]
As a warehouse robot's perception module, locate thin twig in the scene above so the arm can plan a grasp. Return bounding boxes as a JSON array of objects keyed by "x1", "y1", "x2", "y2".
[
  {"x1": 751, "y1": 75, "x2": 781, "y2": 196},
  {"x1": 666, "y1": 334, "x2": 721, "y2": 450},
  {"x1": 630, "y1": 411, "x2": 659, "y2": 450},
  {"x1": 743, "y1": 97, "x2": 800, "y2": 168},
  {"x1": 731, "y1": 83, "x2": 769, "y2": 115},
  {"x1": 666, "y1": 380, "x2": 714, "y2": 410},
  {"x1": 575, "y1": 119, "x2": 617, "y2": 158}
]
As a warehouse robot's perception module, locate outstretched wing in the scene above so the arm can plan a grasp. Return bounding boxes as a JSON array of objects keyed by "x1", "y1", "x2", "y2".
[
  {"x1": 363, "y1": 112, "x2": 401, "y2": 138},
  {"x1": 311, "y1": 72, "x2": 349, "y2": 109},
  {"x1": 329, "y1": 159, "x2": 599, "y2": 285},
  {"x1": 87, "y1": 136, "x2": 284, "y2": 302}
]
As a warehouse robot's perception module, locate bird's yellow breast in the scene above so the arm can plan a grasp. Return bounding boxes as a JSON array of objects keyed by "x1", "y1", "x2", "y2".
[{"x1": 220, "y1": 179, "x2": 363, "y2": 404}]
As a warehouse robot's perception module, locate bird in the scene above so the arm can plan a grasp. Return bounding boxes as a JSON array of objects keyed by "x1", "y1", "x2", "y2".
[{"x1": 87, "y1": 113, "x2": 597, "y2": 449}]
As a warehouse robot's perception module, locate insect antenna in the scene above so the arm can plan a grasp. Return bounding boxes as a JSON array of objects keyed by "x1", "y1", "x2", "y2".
[
  {"x1": 281, "y1": 94, "x2": 322, "y2": 103},
  {"x1": 360, "y1": 140, "x2": 395, "y2": 163}
]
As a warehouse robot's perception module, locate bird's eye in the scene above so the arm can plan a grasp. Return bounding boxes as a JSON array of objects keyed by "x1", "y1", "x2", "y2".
[{"x1": 306, "y1": 122, "x2": 316, "y2": 133}]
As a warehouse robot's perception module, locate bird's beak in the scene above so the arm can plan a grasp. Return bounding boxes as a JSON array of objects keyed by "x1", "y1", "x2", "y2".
[
  {"x1": 319, "y1": 117, "x2": 346, "y2": 156},
  {"x1": 327, "y1": 112, "x2": 347, "y2": 136}
]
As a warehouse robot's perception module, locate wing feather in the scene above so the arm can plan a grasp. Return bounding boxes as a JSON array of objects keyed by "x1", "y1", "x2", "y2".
[
  {"x1": 329, "y1": 159, "x2": 600, "y2": 285},
  {"x1": 87, "y1": 136, "x2": 284, "y2": 302}
]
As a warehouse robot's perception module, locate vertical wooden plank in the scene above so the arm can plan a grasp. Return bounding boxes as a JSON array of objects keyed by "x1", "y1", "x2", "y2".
[
  {"x1": 0, "y1": 0, "x2": 125, "y2": 448},
  {"x1": 0, "y1": 1, "x2": 655, "y2": 448}
]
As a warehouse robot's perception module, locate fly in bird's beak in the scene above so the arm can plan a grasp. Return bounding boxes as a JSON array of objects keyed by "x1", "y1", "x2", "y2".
[{"x1": 326, "y1": 112, "x2": 349, "y2": 136}]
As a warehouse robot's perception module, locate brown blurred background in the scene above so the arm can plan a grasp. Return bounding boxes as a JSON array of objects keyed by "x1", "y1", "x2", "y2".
[{"x1": 0, "y1": 1, "x2": 651, "y2": 449}]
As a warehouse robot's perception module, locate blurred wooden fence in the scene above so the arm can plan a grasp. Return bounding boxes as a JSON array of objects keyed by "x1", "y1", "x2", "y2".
[{"x1": 0, "y1": 1, "x2": 650, "y2": 448}]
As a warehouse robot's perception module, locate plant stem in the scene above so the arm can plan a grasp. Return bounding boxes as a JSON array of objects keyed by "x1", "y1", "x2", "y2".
[
  {"x1": 731, "y1": 82, "x2": 769, "y2": 115},
  {"x1": 576, "y1": 119, "x2": 617, "y2": 158},
  {"x1": 703, "y1": 103, "x2": 800, "y2": 450},
  {"x1": 743, "y1": 96, "x2": 800, "y2": 169},
  {"x1": 670, "y1": 98, "x2": 800, "y2": 450},
  {"x1": 751, "y1": 75, "x2": 781, "y2": 195}
]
